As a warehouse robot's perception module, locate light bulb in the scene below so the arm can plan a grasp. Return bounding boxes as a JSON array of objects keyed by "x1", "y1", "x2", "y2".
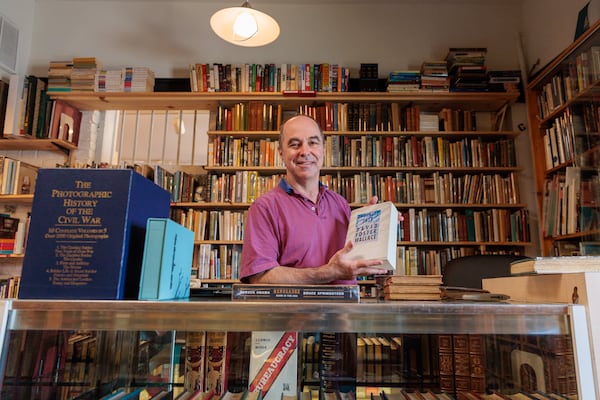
[{"x1": 233, "y1": 11, "x2": 258, "y2": 41}]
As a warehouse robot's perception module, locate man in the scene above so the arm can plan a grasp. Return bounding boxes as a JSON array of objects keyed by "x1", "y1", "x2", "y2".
[{"x1": 240, "y1": 114, "x2": 385, "y2": 284}]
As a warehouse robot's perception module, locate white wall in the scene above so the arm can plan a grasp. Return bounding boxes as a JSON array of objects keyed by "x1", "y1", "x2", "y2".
[
  {"x1": 26, "y1": 0, "x2": 524, "y2": 78},
  {"x1": 0, "y1": 0, "x2": 34, "y2": 81},
  {"x1": 521, "y1": 0, "x2": 600, "y2": 79}
]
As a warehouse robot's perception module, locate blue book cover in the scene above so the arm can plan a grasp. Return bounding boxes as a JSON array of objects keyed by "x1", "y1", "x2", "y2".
[
  {"x1": 19, "y1": 168, "x2": 171, "y2": 300},
  {"x1": 138, "y1": 218, "x2": 194, "y2": 300}
]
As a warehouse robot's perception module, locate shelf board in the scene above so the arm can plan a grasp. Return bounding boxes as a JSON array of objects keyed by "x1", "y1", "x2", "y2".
[
  {"x1": 0, "y1": 136, "x2": 77, "y2": 154},
  {"x1": 172, "y1": 201, "x2": 528, "y2": 210},
  {"x1": 50, "y1": 91, "x2": 519, "y2": 112},
  {"x1": 203, "y1": 166, "x2": 522, "y2": 173},
  {"x1": 207, "y1": 130, "x2": 520, "y2": 138},
  {"x1": 0, "y1": 194, "x2": 34, "y2": 203}
]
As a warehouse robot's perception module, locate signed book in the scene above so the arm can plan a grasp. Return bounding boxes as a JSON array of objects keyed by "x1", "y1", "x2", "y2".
[
  {"x1": 19, "y1": 168, "x2": 171, "y2": 300},
  {"x1": 345, "y1": 201, "x2": 398, "y2": 270},
  {"x1": 138, "y1": 218, "x2": 194, "y2": 300}
]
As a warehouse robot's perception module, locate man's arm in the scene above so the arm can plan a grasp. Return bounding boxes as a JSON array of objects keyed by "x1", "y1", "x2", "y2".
[{"x1": 246, "y1": 241, "x2": 385, "y2": 284}]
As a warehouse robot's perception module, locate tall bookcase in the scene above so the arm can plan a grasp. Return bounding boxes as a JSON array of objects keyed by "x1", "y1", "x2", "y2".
[
  {"x1": 526, "y1": 19, "x2": 600, "y2": 256},
  {"x1": 50, "y1": 89, "x2": 529, "y2": 285}
]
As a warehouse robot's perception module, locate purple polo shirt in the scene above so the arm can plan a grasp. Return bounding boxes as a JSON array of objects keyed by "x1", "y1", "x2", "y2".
[{"x1": 240, "y1": 178, "x2": 354, "y2": 284}]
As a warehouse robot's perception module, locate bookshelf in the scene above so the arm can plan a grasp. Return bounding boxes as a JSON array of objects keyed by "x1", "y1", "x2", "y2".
[
  {"x1": 526, "y1": 19, "x2": 600, "y2": 256},
  {"x1": 49, "y1": 89, "x2": 529, "y2": 282}
]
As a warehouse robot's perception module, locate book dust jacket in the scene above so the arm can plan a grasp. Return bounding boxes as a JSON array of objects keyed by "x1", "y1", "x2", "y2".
[
  {"x1": 345, "y1": 201, "x2": 398, "y2": 270},
  {"x1": 18, "y1": 168, "x2": 170, "y2": 300}
]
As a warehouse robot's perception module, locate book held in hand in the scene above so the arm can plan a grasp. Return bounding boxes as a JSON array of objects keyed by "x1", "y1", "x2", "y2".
[
  {"x1": 510, "y1": 256, "x2": 600, "y2": 275},
  {"x1": 345, "y1": 201, "x2": 398, "y2": 270},
  {"x1": 138, "y1": 218, "x2": 195, "y2": 300},
  {"x1": 19, "y1": 168, "x2": 171, "y2": 300}
]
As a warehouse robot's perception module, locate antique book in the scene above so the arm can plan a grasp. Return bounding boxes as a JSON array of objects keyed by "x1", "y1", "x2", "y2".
[
  {"x1": 231, "y1": 284, "x2": 360, "y2": 302},
  {"x1": 19, "y1": 168, "x2": 171, "y2": 300},
  {"x1": 248, "y1": 331, "x2": 298, "y2": 400},
  {"x1": 138, "y1": 218, "x2": 194, "y2": 300},
  {"x1": 204, "y1": 331, "x2": 229, "y2": 397},
  {"x1": 345, "y1": 201, "x2": 398, "y2": 270},
  {"x1": 510, "y1": 256, "x2": 600, "y2": 275}
]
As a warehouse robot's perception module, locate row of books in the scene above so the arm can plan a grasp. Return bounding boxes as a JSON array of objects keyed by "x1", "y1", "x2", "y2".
[
  {"x1": 321, "y1": 171, "x2": 520, "y2": 206},
  {"x1": 171, "y1": 209, "x2": 247, "y2": 242},
  {"x1": 192, "y1": 169, "x2": 520, "y2": 209},
  {"x1": 0, "y1": 276, "x2": 20, "y2": 298},
  {"x1": 2, "y1": 74, "x2": 82, "y2": 144},
  {"x1": 194, "y1": 243, "x2": 242, "y2": 280},
  {"x1": 189, "y1": 232, "x2": 525, "y2": 282},
  {"x1": 0, "y1": 156, "x2": 38, "y2": 195},
  {"x1": 541, "y1": 168, "x2": 600, "y2": 237},
  {"x1": 213, "y1": 102, "x2": 500, "y2": 134},
  {"x1": 202, "y1": 172, "x2": 281, "y2": 205},
  {"x1": 542, "y1": 104, "x2": 600, "y2": 170},
  {"x1": 207, "y1": 135, "x2": 517, "y2": 170},
  {"x1": 190, "y1": 63, "x2": 351, "y2": 93},
  {"x1": 96, "y1": 67, "x2": 156, "y2": 93},
  {"x1": 48, "y1": 57, "x2": 155, "y2": 93},
  {"x1": 397, "y1": 208, "x2": 530, "y2": 244},
  {"x1": 535, "y1": 45, "x2": 600, "y2": 119}
]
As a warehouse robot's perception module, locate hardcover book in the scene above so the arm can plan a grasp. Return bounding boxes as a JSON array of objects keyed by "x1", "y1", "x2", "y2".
[
  {"x1": 248, "y1": 331, "x2": 298, "y2": 400},
  {"x1": 19, "y1": 168, "x2": 171, "y2": 300},
  {"x1": 231, "y1": 284, "x2": 360, "y2": 302},
  {"x1": 49, "y1": 99, "x2": 82, "y2": 145},
  {"x1": 138, "y1": 218, "x2": 194, "y2": 300},
  {"x1": 345, "y1": 201, "x2": 398, "y2": 270}
]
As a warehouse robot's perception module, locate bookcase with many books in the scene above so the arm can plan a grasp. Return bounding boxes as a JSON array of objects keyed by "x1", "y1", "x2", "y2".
[
  {"x1": 526, "y1": 19, "x2": 600, "y2": 257},
  {"x1": 46, "y1": 87, "x2": 529, "y2": 286}
]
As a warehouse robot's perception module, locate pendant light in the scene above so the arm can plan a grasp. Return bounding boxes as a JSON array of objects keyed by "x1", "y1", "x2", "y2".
[{"x1": 210, "y1": 1, "x2": 280, "y2": 47}]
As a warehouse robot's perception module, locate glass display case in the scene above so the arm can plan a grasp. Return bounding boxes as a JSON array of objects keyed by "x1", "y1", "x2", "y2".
[{"x1": 0, "y1": 299, "x2": 595, "y2": 399}]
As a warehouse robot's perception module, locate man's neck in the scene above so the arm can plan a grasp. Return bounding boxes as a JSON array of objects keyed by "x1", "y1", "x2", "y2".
[{"x1": 285, "y1": 175, "x2": 320, "y2": 203}]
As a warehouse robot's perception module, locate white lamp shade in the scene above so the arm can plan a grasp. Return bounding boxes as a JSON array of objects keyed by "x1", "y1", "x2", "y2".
[{"x1": 210, "y1": 5, "x2": 280, "y2": 47}]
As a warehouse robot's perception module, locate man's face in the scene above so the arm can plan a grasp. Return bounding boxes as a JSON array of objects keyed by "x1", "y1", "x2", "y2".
[{"x1": 279, "y1": 116, "x2": 324, "y2": 182}]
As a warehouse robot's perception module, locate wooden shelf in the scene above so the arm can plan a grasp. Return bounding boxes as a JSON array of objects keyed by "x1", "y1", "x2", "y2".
[
  {"x1": 0, "y1": 136, "x2": 77, "y2": 159},
  {"x1": 0, "y1": 194, "x2": 34, "y2": 203},
  {"x1": 172, "y1": 201, "x2": 528, "y2": 210},
  {"x1": 207, "y1": 130, "x2": 520, "y2": 138},
  {"x1": 50, "y1": 91, "x2": 519, "y2": 112}
]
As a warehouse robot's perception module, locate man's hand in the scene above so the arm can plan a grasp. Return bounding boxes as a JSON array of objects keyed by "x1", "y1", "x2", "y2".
[{"x1": 325, "y1": 241, "x2": 386, "y2": 281}]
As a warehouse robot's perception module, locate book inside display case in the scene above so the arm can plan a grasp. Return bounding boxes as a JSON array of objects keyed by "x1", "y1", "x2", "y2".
[{"x1": 0, "y1": 299, "x2": 594, "y2": 399}]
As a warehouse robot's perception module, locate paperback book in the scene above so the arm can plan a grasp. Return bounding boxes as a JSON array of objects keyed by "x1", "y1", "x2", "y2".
[
  {"x1": 345, "y1": 201, "x2": 398, "y2": 270},
  {"x1": 248, "y1": 331, "x2": 298, "y2": 400},
  {"x1": 19, "y1": 168, "x2": 171, "y2": 300},
  {"x1": 138, "y1": 218, "x2": 195, "y2": 300},
  {"x1": 231, "y1": 284, "x2": 360, "y2": 302}
]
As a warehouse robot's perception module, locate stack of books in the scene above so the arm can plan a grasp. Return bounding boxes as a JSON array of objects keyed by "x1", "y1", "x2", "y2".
[
  {"x1": 386, "y1": 70, "x2": 421, "y2": 92},
  {"x1": 95, "y1": 68, "x2": 125, "y2": 92},
  {"x1": 420, "y1": 61, "x2": 449, "y2": 91},
  {"x1": 487, "y1": 70, "x2": 522, "y2": 93},
  {"x1": 445, "y1": 48, "x2": 488, "y2": 92},
  {"x1": 124, "y1": 67, "x2": 155, "y2": 92},
  {"x1": 70, "y1": 57, "x2": 100, "y2": 92},
  {"x1": 47, "y1": 60, "x2": 73, "y2": 93},
  {"x1": 383, "y1": 274, "x2": 443, "y2": 301}
]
